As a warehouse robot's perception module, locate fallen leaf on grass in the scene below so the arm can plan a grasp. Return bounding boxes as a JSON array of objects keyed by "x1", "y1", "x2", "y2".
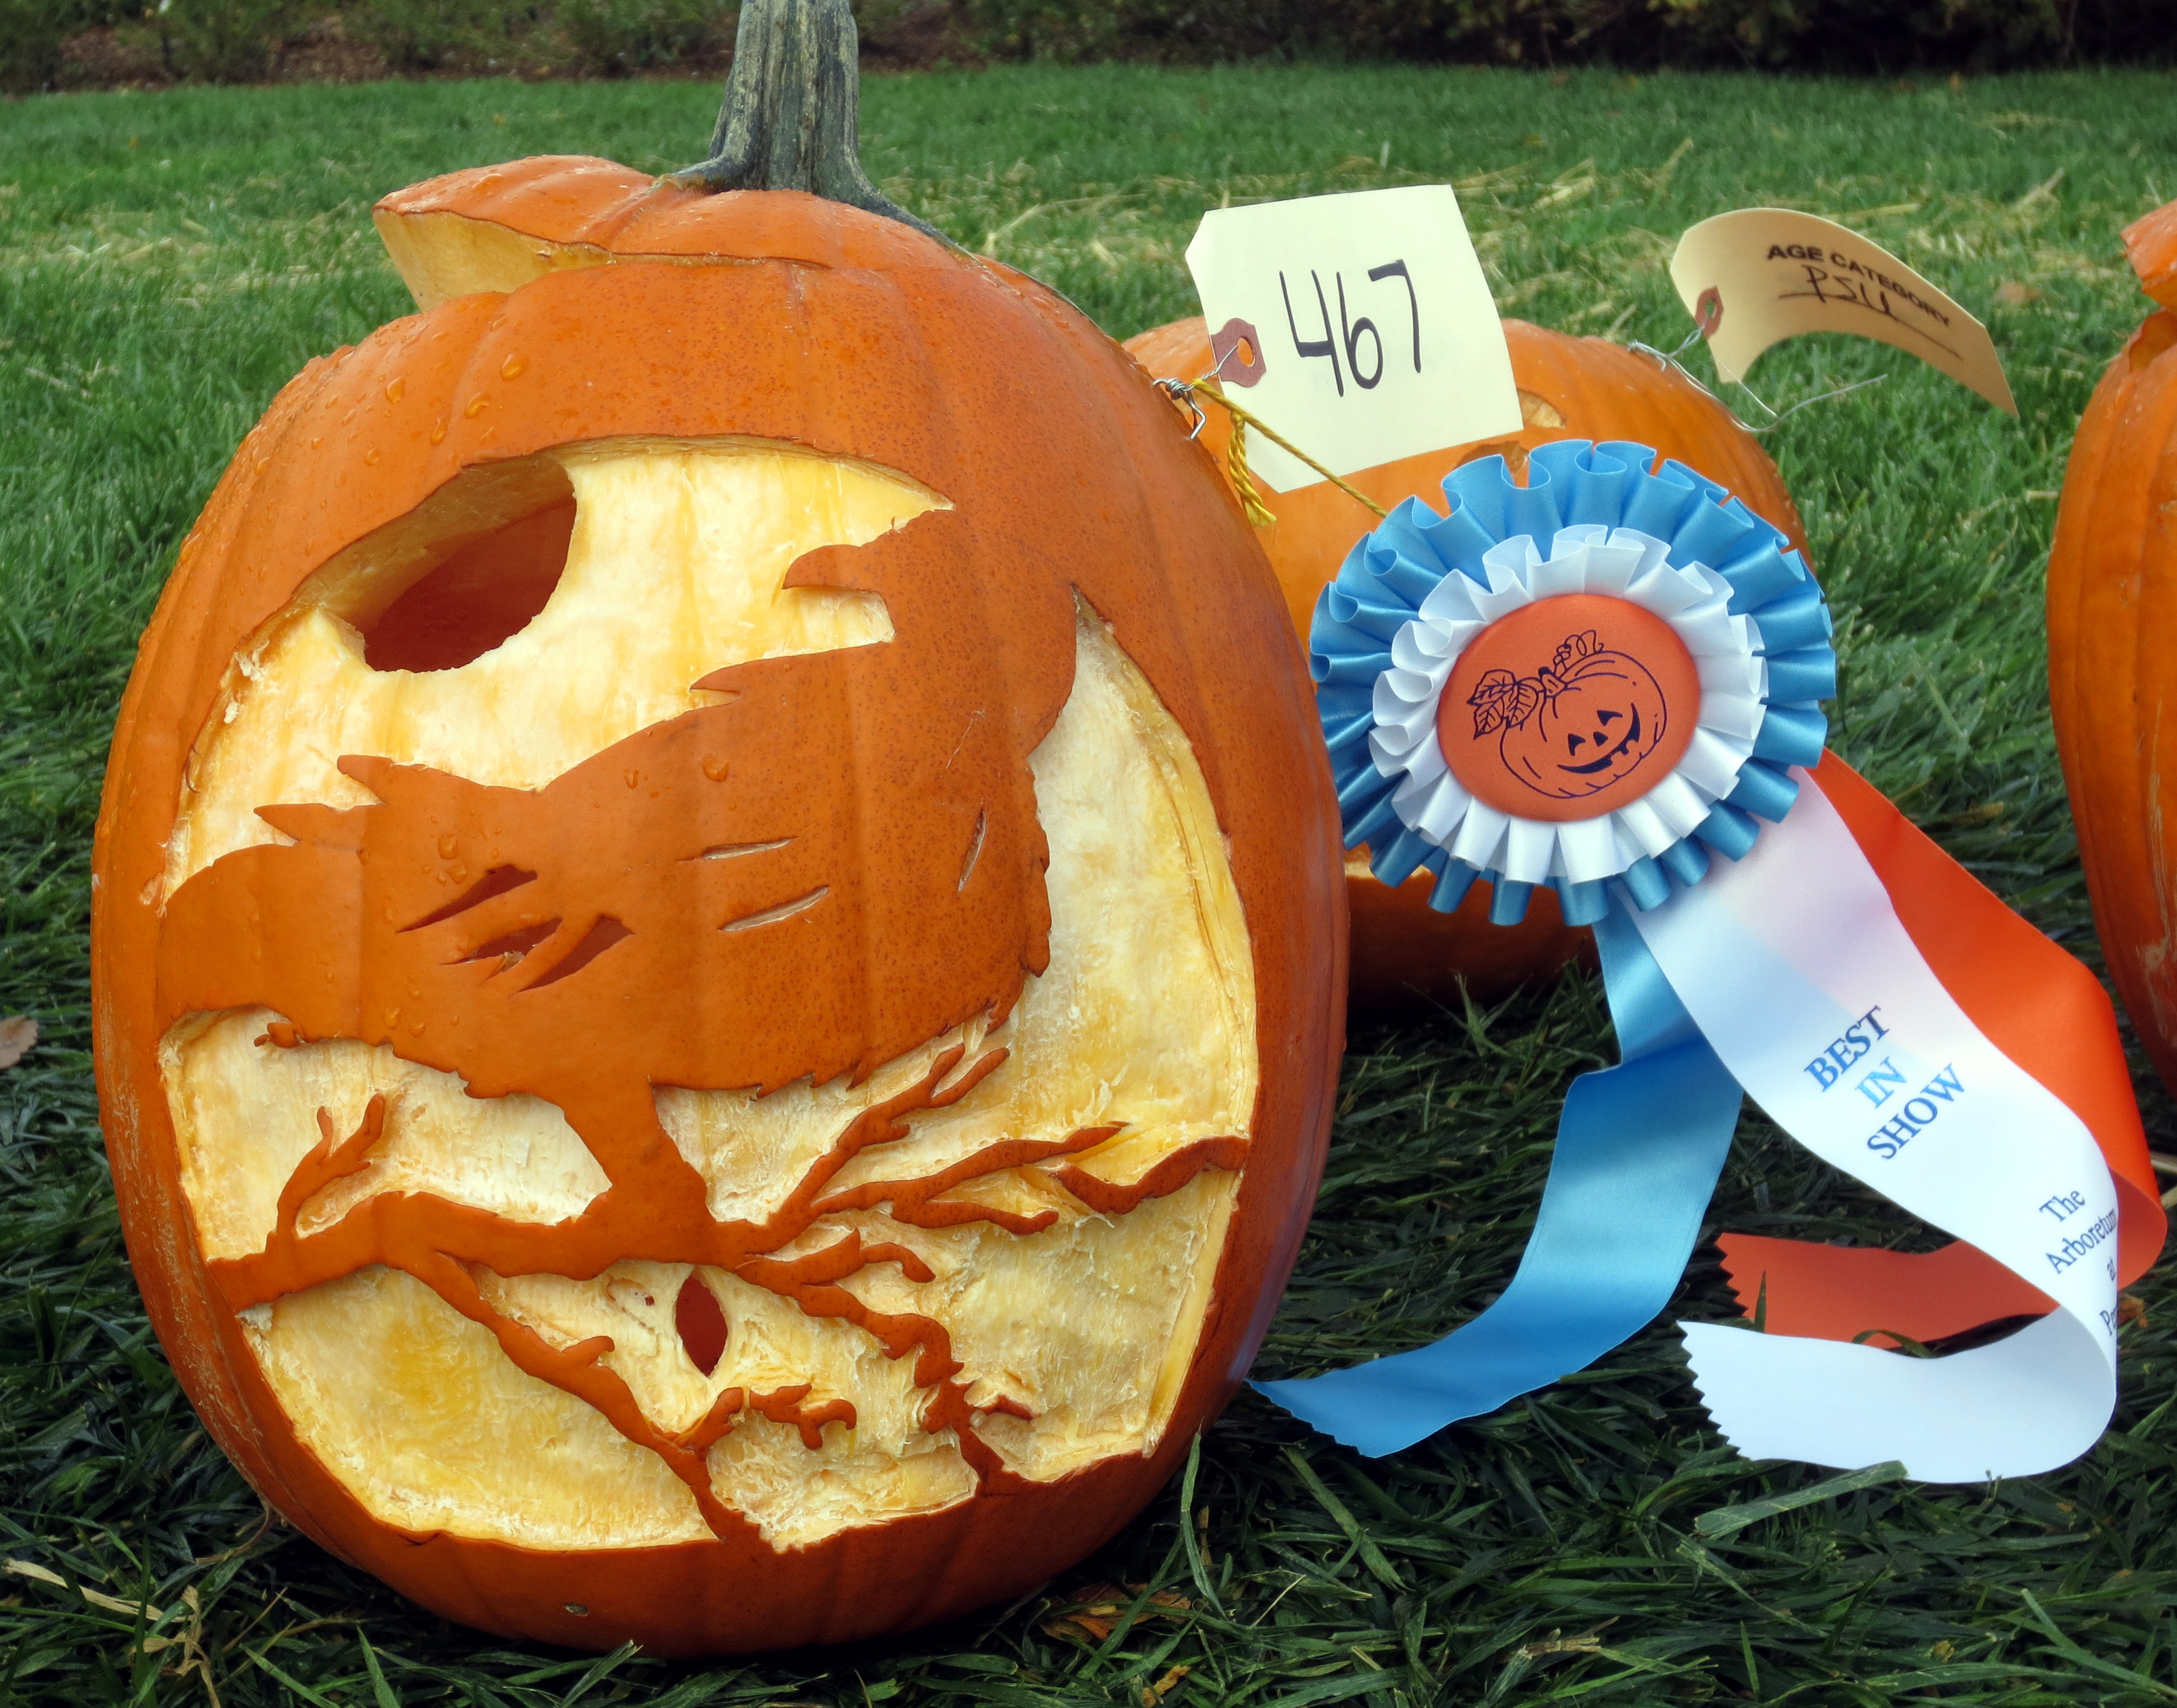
[
  {"x1": 1043, "y1": 1582, "x2": 1191, "y2": 1643},
  {"x1": 0, "y1": 1017, "x2": 36, "y2": 1070},
  {"x1": 1520, "y1": 1620, "x2": 1617, "y2": 1660},
  {"x1": 1995, "y1": 281, "x2": 2044, "y2": 306},
  {"x1": 5, "y1": 1557, "x2": 165, "y2": 1622}
]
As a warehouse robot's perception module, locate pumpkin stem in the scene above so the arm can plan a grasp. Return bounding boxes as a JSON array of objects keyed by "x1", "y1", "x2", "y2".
[{"x1": 667, "y1": 0, "x2": 942, "y2": 241}]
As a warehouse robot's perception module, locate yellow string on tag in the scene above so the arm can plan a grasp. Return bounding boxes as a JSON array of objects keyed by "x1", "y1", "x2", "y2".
[
  {"x1": 1216, "y1": 410, "x2": 1279, "y2": 529},
  {"x1": 1185, "y1": 378, "x2": 1390, "y2": 527}
]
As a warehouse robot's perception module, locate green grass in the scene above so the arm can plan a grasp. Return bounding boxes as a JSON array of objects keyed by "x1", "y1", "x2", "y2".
[{"x1": 5, "y1": 62, "x2": 2177, "y2": 1706}]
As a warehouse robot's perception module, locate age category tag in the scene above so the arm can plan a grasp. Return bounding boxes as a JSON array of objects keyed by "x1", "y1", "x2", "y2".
[
  {"x1": 1670, "y1": 208, "x2": 2017, "y2": 415},
  {"x1": 1184, "y1": 185, "x2": 1521, "y2": 492}
]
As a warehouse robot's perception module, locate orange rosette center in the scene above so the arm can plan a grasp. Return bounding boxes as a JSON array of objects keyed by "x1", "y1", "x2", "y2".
[{"x1": 1440, "y1": 592, "x2": 1701, "y2": 823}]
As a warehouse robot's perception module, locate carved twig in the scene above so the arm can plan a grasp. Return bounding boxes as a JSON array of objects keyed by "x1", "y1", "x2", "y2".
[
  {"x1": 406, "y1": 1250, "x2": 764, "y2": 1543},
  {"x1": 209, "y1": 1047, "x2": 1011, "y2": 1307},
  {"x1": 744, "y1": 1384, "x2": 857, "y2": 1451},
  {"x1": 735, "y1": 1229, "x2": 1035, "y2": 1490},
  {"x1": 816, "y1": 1124, "x2": 1123, "y2": 1235},
  {"x1": 1048, "y1": 1135, "x2": 1250, "y2": 1217},
  {"x1": 219, "y1": 1033, "x2": 1249, "y2": 1541},
  {"x1": 274, "y1": 1095, "x2": 387, "y2": 1235}
]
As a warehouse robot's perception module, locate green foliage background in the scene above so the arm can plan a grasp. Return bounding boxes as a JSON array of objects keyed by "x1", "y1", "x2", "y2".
[
  {"x1": 4, "y1": 0, "x2": 2176, "y2": 93},
  {"x1": 950, "y1": 0, "x2": 2176, "y2": 70},
  {"x1": 3, "y1": 61, "x2": 2177, "y2": 1707}
]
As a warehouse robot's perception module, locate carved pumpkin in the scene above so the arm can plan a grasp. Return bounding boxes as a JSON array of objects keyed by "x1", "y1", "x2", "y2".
[
  {"x1": 92, "y1": 3, "x2": 1343, "y2": 1658},
  {"x1": 1124, "y1": 314, "x2": 1811, "y2": 1011},
  {"x1": 2048, "y1": 197, "x2": 2177, "y2": 1091}
]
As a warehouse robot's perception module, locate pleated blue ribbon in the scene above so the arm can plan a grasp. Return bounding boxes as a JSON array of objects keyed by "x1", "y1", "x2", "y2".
[{"x1": 1254, "y1": 909, "x2": 1744, "y2": 1456}]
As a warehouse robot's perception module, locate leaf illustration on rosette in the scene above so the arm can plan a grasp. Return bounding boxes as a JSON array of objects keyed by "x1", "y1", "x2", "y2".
[{"x1": 1467, "y1": 669, "x2": 1539, "y2": 737}]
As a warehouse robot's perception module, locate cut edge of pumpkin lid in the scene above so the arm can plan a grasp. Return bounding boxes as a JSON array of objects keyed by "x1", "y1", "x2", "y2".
[
  {"x1": 373, "y1": 155, "x2": 667, "y2": 233},
  {"x1": 375, "y1": 162, "x2": 956, "y2": 314},
  {"x1": 2121, "y1": 200, "x2": 2177, "y2": 311}
]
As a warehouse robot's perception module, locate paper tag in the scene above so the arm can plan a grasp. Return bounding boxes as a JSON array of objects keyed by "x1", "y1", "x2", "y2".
[
  {"x1": 1669, "y1": 209, "x2": 2017, "y2": 415},
  {"x1": 1185, "y1": 186, "x2": 1522, "y2": 492}
]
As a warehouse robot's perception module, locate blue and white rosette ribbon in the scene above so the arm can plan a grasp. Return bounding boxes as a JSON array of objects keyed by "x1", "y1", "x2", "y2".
[
  {"x1": 1311, "y1": 438, "x2": 1834, "y2": 927},
  {"x1": 1257, "y1": 437, "x2": 2134, "y2": 1481}
]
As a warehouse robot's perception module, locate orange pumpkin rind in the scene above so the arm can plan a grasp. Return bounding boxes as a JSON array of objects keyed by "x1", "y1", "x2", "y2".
[
  {"x1": 2122, "y1": 200, "x2": 2177, "y2": 312},
  {"x1": 2049, "y1": 195, "x2": 2177, "y2": 1094}
]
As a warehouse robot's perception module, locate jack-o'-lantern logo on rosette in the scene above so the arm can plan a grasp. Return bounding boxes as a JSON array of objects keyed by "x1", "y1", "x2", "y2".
[
  {"x1": 1449, "y1": 597, "x2": 1699, "y2": 813},
  {"x1": 1311, "y1": 437, "x2": 1836, "y2": 928}
]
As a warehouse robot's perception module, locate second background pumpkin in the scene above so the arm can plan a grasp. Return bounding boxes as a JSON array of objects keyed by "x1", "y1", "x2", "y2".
[{"x1": 1126, "y1": 315, "x2": 1814, "y2": 1012}]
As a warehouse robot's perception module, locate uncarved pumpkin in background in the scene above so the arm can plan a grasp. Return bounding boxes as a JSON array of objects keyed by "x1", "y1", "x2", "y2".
[
  {"x1": 2048, "y1": 197, "x2": 2177, "y2": 1092},
  {"x1": 91, "y1": 7, "x2": 1344, "y2": 1658},
  {"x1": 1124, "y1": 315, "x2": 1813, "y2": 1012}
]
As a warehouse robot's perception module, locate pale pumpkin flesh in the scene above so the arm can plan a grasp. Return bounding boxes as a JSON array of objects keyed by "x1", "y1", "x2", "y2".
[
  {"x1": 161, "y1": 440, "x2": 1256, "y2": 1552},
  {"x1": 374, "y1": 209, "x2": 621, "y2": 313}
]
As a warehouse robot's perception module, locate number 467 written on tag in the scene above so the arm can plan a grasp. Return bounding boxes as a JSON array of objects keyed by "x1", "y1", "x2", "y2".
[
  {"x1": 1185, "y1": 184, "x2": 1521, "y2": 493},
  {"x1": 1282, "y1": 259, "x2": 1421, "y2": 393}
]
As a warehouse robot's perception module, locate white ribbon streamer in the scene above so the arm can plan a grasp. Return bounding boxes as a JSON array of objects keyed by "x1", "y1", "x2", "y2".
[{"x1": 1629, "y1": 772, "x2": 2121, "y2": 1481}]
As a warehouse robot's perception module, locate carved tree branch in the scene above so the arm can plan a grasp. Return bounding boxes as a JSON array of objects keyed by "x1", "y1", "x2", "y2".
[
  {"x1": 668, "y1": 0, "x2": 944, "y2": 243},
  {"x1": 219, "y1": 1040, "x2": 1249, "y2": 1539}
]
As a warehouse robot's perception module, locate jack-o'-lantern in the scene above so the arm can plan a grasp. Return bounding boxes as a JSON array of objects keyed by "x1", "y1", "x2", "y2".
[
  {"x1": 1124, "y1": 314, "x2": 1811, "y2": 1011},
  {"x1": 2049, "y1": 196, "x2": 2177, "y2": 1091},
  {"x1": 1467, "y1": 632, "x2": 1680, "y2": 804},
  {"x1": 91, "y1": 0, "x2": 1343, "y2": 1658}
]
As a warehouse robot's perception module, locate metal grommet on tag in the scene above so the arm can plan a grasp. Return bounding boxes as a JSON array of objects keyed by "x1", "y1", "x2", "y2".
[{"x1": 1207, "y1": 317, "x2": 1267, "y2": 388}]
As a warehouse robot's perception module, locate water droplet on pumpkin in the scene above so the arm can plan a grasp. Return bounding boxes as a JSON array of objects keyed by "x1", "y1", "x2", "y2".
[
  {"x1": 500, "y1": 353, "x2": 527, "y2": 380},
  {"x1": 363, "y1": 447, "x2": 380, "y2": 466},
  {"x1": 624, "y1": 769, "x2": 641, "y2": 789},
  {"x1": 384, "y1": 377, "x2": 404, "y2": 403},
  {"x1": 464, "y1": 395, "x2": 489, "y2": 419},
  {"x1": 429, "y1": 419, "x2": 447, "y2": 445},
  {"x1": 437, "y1": 834, "x2": 459, "y2": 859},
  {"x1": 701, "y1": 757, "x2": 729, "y2": 781}
]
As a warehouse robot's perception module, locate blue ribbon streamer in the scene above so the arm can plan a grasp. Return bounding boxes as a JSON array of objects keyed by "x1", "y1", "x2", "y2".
[{"x1": 1254, "y1": 907, "x2": 1745, "y2": 1457}]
